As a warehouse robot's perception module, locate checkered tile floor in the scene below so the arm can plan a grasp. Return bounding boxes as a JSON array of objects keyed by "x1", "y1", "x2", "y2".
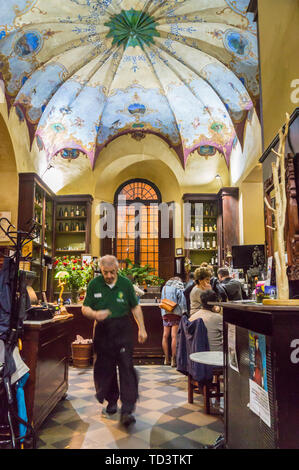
[{"x1": 36, "y1": 365, "x2": 224, "y2": 449}]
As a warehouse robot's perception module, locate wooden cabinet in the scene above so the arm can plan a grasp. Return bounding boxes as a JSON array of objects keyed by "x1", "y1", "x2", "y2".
[
  {"x1": 55, "y1": 195, "x2": 93, "y2": 257},
  {"x1": 183, "y1": 188, "x2": 239, "y2": 272},
  {"x1": 18, "y1": 173, "x2": 55, "y2": 300},
  {"x1": 18, "y1": 174, "x2": 93, "y2": 301},
  {"x1": 22, "y1": 315, "x2": 73, "y2": 430}
]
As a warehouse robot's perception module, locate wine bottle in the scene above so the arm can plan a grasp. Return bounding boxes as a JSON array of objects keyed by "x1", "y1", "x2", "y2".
[
  {"x1": 75, "y1": 206, "x2": 80, "y2": 216},
  {"x1": 70, "y1": 207, "x2": 74, "y2": 217},
  {"x1": 81, "y1": 222, "x2": 85, "y2": 231},
  {"x1": 59, "y1": 207, "x2": 63, "y2": 217},
  {"x1": 59, "y1": 222, "x2": 63, "y2": 232},
  {"x1": 204, "y1": 223, "x2": 208, "y2": 232},
  {"x1": 65, "y1": 223, "x2": 69, "y2": 232},
  {"x1": 209, "y1": 220, "x2": 213, "y2": 232},
  {"x1": 212, "y1": 236, "x2": 216, "y2": 248},
  {"x1": 206, "y1": 238, "x2": 210, "y2": 249},
  {"x1": 75, "y1": 222, "x2": 79, "y2": 232},
  {"x1": 70, "y1": 222, "x2": 74, "y2": 232},
  {"x1": 202, "y1": 239, "x2": 205, "y2": 249},
  {"x1": 64, "y1": 207, "x2": 68, "y2": 217},
  {"x1": 213, "y1": 223, "x2": 217, "y2": 231},
  {"x1": 215, "y1": 254, "x2": 218, "y2": 265},
  {"x1": 81, "y1": 207, "x2": 86, "y2": 217},
  {"x1": 211, "y1": 256, "x2": 215, "y2": 265}
]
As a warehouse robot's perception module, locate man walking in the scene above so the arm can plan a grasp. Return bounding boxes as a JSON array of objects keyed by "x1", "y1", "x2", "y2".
[
  {"x1": 217, "y1": 267, "x2": 247, "y2": 301},
  {"x1": 82, "y1": 255, "x2": 147, "y2": 426}
]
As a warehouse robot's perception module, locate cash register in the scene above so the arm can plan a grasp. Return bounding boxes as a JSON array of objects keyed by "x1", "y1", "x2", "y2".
[{"x1": 25, "y1": 275, "x2": 59, "y2": 321}]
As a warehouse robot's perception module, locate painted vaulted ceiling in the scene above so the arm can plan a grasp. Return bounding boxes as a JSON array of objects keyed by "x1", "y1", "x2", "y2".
[{"x1": 0, "y1": 0, "x2": 259, "y2": 169}]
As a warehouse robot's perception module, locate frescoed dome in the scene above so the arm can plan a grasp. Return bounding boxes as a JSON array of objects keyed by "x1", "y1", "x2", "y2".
[{"x1": 0, "y1": 0, "x2": 259, "y2": 168}]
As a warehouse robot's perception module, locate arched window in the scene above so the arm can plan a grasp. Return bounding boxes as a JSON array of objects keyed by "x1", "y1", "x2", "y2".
[{"x1": 114, "y1": 179, "x2": 161, "y2": 275}]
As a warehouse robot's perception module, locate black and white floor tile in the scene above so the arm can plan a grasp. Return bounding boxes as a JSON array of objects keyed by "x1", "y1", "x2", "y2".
[{"x1": 36, "y1": 365, "x2": 224, "y2": 449}]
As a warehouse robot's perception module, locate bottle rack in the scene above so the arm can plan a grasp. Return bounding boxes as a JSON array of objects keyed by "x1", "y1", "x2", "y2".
[{"x1": 54, "y1": 196, "x2": 92, "y2": 256}]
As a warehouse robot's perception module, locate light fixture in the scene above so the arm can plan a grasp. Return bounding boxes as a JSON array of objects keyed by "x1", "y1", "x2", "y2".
[{"x1": 215, "y1": 174, "x2": 224, "y2": 187}]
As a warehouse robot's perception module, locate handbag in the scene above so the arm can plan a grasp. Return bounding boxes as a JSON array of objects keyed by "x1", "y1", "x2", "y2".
[{"x1": 159, "y1": 298, "x2": 177, "y2": 312}]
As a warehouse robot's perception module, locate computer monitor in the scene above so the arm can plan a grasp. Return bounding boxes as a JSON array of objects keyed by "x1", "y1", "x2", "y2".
[{"x1": 232, "y1": 244, "x2": 265, "y2": 269}]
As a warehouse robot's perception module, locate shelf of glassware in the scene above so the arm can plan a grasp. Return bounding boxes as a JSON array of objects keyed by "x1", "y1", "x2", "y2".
[{"x1": 55, "y1": 204, "x2": 87, "y2": 255}]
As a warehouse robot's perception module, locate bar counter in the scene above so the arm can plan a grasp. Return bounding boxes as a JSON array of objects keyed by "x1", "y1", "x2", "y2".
[
  {"x1": 22, "y1": 314, "x2": 74, "y2": 430},
  {"x1": 66, "y1": 303, "x2": 164, "y2": 364},
  {"x1": 219, "y1": 301, "x2": 299, "y2": 449}
]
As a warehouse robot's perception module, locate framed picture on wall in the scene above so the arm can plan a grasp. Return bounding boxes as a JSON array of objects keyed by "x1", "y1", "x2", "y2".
[{"x1": 0, "y1": 211, "x2": 11, "y2": 242}]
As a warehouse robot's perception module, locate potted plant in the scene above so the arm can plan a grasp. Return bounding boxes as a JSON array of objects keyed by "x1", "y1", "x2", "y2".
[
  {"x1": 119, "y1": 258, "x2": 164, "y2": 292},
  {"x1": 54, "y1": 256, "x2": 94, "y2": 304}
]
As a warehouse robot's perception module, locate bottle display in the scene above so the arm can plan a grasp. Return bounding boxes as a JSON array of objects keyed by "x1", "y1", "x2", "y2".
[
  {"x1": 70, "y1": 207, "x2": 74, "y2": 217},
  {"x1": 75, "y1": 206, "x2": 80, "y2": 216},
  {"x1": 64, "y1": 207, "x2": 68, "y2": 217}
]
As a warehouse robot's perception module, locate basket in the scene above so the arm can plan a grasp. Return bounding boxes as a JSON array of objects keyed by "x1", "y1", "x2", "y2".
[{"x1": 71, "y1": 342, "x2": 93, "y2": 368}]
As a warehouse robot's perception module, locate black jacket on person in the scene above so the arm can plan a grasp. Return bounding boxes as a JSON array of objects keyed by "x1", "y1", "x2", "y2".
[
  {"x1": 210, "y1": 276, "x2": 228, "y2": 302},
  {"x1": 220, "y1": 277, "x2": 247, "y2": 301},
  {"x1": 183, "y1": 281, "x2": 195, "y2": 314}
]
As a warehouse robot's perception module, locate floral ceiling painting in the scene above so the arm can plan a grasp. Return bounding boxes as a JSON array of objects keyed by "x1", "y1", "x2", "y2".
[{"x1": 0, "y1": 0, "x2": 259, "y2": 169}]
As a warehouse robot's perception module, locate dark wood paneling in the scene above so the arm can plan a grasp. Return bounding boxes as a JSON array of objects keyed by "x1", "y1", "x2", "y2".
[
  {"x1": 159, "y1": 202, "x2": 175, "y2": 282},
  {"x1": 22, "y1": 316, "x2": 73, "y2": 429}
]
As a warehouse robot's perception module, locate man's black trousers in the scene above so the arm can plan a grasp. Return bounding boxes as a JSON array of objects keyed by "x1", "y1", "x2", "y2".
[{"x1": 93, "y1": 315, "x2": 138, "y2": 414}]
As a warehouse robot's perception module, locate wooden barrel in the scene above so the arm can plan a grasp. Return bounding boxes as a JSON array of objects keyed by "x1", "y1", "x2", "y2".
[{"x1": 71, "y1": 342, "x2": 93, "y2": 368}]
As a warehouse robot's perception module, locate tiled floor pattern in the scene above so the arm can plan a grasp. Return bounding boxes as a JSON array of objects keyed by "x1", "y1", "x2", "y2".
[{"x1": 37, "y1": 365, "x2": 224, "y2": 449}]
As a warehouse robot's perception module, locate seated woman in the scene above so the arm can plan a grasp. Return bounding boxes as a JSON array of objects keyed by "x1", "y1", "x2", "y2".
[
  {"x1": 189, "y1": 267, "x2": 212, "y2": 316},
  {"x1": 189, "y1": 290, "x2": 223, "y2": 352}
]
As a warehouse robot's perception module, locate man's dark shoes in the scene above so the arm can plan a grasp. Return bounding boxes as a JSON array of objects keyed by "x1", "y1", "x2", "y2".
[
  {"x1": 105, "y1": 403, "x2": 118, "y2": 415},
  {"x1": 120, "y1": 413, "x2": 136, "y2": 426}
]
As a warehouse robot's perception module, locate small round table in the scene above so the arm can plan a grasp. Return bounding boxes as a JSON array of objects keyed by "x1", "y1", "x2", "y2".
[{"x1": 190, "y1": 351, "x2": 224, "y2": 367}]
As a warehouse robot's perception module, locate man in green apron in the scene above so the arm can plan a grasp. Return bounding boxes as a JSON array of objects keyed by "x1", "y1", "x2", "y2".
[{"x1": 82, "y1": 255, "x2": 147, "y2": 426}]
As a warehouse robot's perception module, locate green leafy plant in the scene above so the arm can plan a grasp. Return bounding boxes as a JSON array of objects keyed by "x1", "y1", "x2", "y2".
[
  {"x1": 119, "y1": 258, "x2": 164, "y2": 287},
  {"x1": 54, "y1": 256, "x2": 94, "y2": 291}
]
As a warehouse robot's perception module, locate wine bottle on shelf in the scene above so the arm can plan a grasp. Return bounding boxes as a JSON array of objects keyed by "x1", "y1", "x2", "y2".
[
  {"x1": 81, "y1": 207, "x2": 86, "y2": 217},
  {"x1": 59, "y1": 222, "x2": 63, "y2": 232},
  {"x1": 206, "y1": 238, "x2": 210, "y2": 249},
  {"x1": 202, "y1": 239, "x2": 205, "y2": 249},
  {"x1": 81, "y1": 222, "x2": 85, "y2": 231},
  {"x1": 209, "y1": 220, "x2": 213, "y2": 232},
  {"x1": 215, "y1": 254, "x2": 218, "y2": 265},
  {"x1": 212, "y1": 236, "x2": 216, "y2": 248},
  {"x1": 200, "y1": 223, "x2": 203, "y2": 232},
  {"x1": 70, "y1": 222, "x2": 75, "y2": 232},
  {"x1": 70, "y1": 207, "x2": 74, "y2": 217},
  {"x1": 211, "y1": 256, "x2": 215, "y2": 265},
  {"x1": 75, "y1": 206, "x2": 80, "y2": 216},
  {"x1": 64, "y1": 207, "x2": 68, "y2": 217},
  {"x1": 213, "y1": 223, "x2": 217, "y2": 231},
  {"x1": 75, "y1": 222, "x2": 80, "y2": 232},
  {"x1": 65, "y1": 223, "x2": 69, "y2": 232},
  {"x1": 204, "y1": 223, "x2": 208, "y2": 232},
  {"x1": 58, "y1": 207, "x2": 63, "y2": 217},
  {"x1": 210, "y1": 205, "x2": 214, "y2": 216}
]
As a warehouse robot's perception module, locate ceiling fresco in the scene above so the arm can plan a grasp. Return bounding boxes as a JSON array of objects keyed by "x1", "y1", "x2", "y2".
[{"x1": 0, "y1": 0, "x2": 259, "y2": 169}]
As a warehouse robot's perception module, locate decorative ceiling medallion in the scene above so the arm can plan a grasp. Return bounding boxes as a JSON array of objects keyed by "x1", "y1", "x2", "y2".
[
  {"x1": 105, "y1": 9, "x2": 160, "y2": 49},
  {"x1": 131, "y1": 131, "x2": 146, "y2": 141}
]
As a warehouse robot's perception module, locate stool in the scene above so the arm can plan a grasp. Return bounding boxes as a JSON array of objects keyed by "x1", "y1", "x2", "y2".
[{"x1": 188, "y1": 370, "x2": 223, "y2": 414}]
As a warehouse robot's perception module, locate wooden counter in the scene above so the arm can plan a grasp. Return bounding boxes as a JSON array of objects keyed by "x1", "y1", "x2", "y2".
[
  {"x1": 219, "y1": 301, "x2": 299, "y2": 449},
  {"x1": 22, "y1": 314, "x2": 73, "y2": 430},
  {"x1": 66, "y1": 304, "x2": 164, "y2": 364}
]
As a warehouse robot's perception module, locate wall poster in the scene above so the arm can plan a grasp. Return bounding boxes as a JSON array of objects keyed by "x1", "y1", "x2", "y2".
[{"x1": 248, "y1": 331, "x2": 271, "y2": 427}]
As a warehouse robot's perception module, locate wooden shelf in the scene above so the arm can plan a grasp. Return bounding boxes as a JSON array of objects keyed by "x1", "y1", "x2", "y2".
[
  {"x1": 189, "y1": 248, "x2": 217, "y2": 252},
  {"x1": 56, "y1": 216, "x2": 86, "y2": 221},
  {"x1": 56, "y1": 231, "x2": 85, "y2": 234},
  {"x1": 55, "y1": 249, "x2": 85, "y2": 253}
]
